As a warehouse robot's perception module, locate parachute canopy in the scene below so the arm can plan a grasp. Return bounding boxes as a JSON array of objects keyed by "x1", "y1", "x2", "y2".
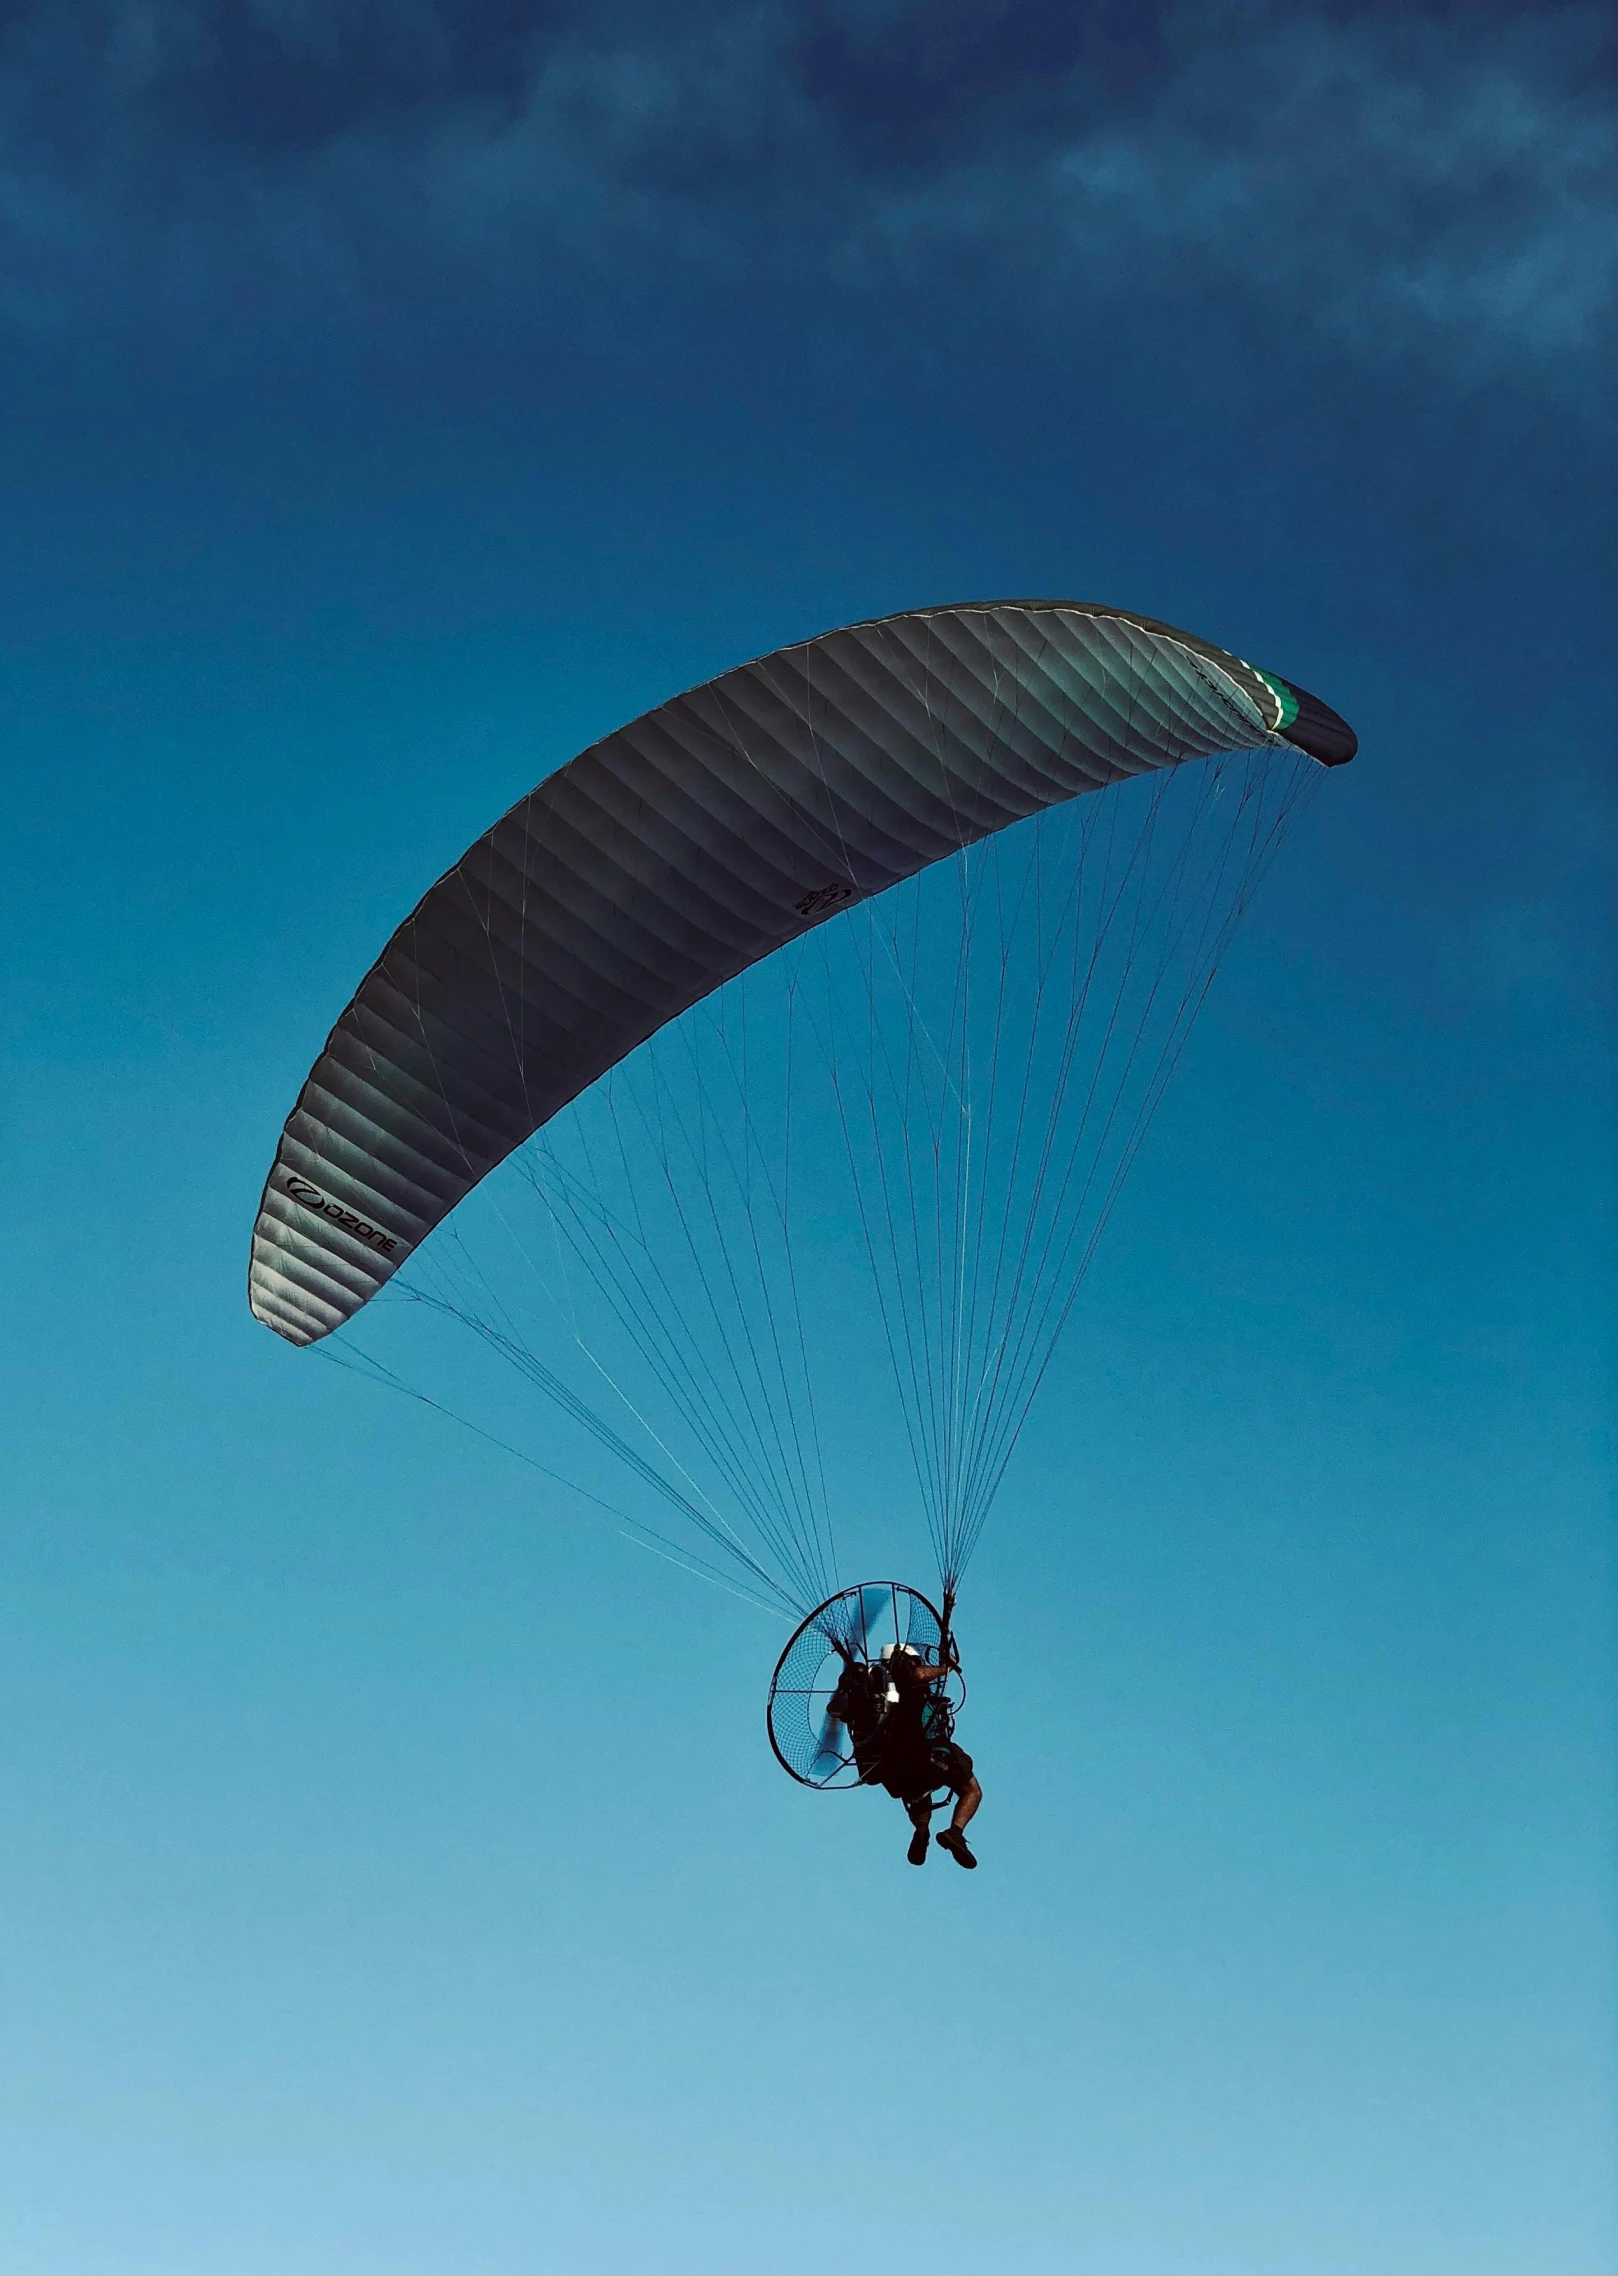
[{"x1": 250, "y1": 600, "x2": 1352, "y2": 1349}]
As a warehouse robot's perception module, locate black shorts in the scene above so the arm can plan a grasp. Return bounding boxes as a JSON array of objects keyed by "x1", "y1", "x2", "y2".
[
  {"x1": 880, "y1": 1739, "x2": 974, "y2": 1803},
  {"x1": 933, "y1": 1740, "x2": 975, "y2": 1795}
]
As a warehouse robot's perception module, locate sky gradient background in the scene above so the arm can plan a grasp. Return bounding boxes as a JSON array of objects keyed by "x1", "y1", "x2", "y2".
[{"x1": 1, "y1": 3, "x2": 1614, "y2": 2271}]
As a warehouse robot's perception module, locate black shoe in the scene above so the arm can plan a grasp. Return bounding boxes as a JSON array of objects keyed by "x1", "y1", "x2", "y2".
[
  {"x1": 938, "y1": 1827, "x2": 977, "y2": 1869},
  {"x1": 907, "y1": 1824, "x2": 930, "y2": 1866}
]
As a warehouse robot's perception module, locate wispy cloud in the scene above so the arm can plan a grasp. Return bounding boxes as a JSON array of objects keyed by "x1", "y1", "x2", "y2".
[
  {"x1": 0, "y1": 0, "x2": 1609, "y2": 393},
  {"x1": 846, "y1": 8, "x2": 1614, "y2": 380}
]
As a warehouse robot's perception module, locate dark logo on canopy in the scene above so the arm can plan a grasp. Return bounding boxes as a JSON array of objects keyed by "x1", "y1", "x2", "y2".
[
  {"x1": 795, "y1": 883, "x2": 857, "y2": 918},
  {"x1": 283, "y1": 1174, "x2": 401, "y2": 1257}
]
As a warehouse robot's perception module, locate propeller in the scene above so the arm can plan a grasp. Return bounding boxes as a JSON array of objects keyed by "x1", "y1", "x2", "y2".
[
  {"x1": 846, "y1": 1582, "x2": 901, "y2": 1664},
  {"x1": 809, "y1": 1704, "x2": 850, "y2": 1781}
]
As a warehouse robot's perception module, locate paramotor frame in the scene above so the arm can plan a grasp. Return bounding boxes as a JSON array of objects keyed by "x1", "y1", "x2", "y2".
[{"x1": 767, "y1": 1580, "x2": 966, "y2": 1794}]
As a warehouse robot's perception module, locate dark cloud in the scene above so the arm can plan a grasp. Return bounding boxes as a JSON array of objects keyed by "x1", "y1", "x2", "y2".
[
  {"x1": 0, "y1": 0, "x2": 1608, "y2": 417},
  {"x1": 2, "y1": 0, "x2": 559, "y2": 163},
  {"x1": 138, "y1": 0, "x2": 552, "y2": 156},
  {"x1": 789, "y1": 0, "x2": 1167, "y2": 172}
]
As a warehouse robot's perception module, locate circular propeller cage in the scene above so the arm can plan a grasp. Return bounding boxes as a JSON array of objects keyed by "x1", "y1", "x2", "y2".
[{"x1": 766, "y1": 1581, "x2": 965, "y2": 1792}]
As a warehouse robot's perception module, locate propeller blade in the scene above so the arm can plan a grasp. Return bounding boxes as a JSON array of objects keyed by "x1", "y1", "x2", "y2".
[
  {"x1": 851, "y1": 1583, "x2": 895, "y2": 1662},
  {"x1": 809, "y1": 1708, "x2": 848, "y2": 1780}
]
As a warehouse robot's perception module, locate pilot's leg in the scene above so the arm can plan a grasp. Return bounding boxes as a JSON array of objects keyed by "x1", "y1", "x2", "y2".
[{"x1": 951, "y1": 1774, "x2": 982, "y2": 1832}]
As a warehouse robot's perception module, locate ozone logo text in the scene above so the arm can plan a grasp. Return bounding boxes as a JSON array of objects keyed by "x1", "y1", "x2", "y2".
[
  {"x1": 284, "y1": 1175, "x2": 402, "y2": 1257},
  {"x1": 795, "y1": 883, "x2": 857, "y2": 918}
]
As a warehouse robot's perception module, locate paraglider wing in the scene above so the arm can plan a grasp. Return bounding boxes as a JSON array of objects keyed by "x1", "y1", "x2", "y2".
[{"x1": 249, "y1": 601, "x2": 1351, "y2": 1348}]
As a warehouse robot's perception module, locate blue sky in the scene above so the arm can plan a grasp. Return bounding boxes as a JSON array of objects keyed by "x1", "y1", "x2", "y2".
[{"x1": 1, "y1": 4, "x2": 1613, "y2": 2270}]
